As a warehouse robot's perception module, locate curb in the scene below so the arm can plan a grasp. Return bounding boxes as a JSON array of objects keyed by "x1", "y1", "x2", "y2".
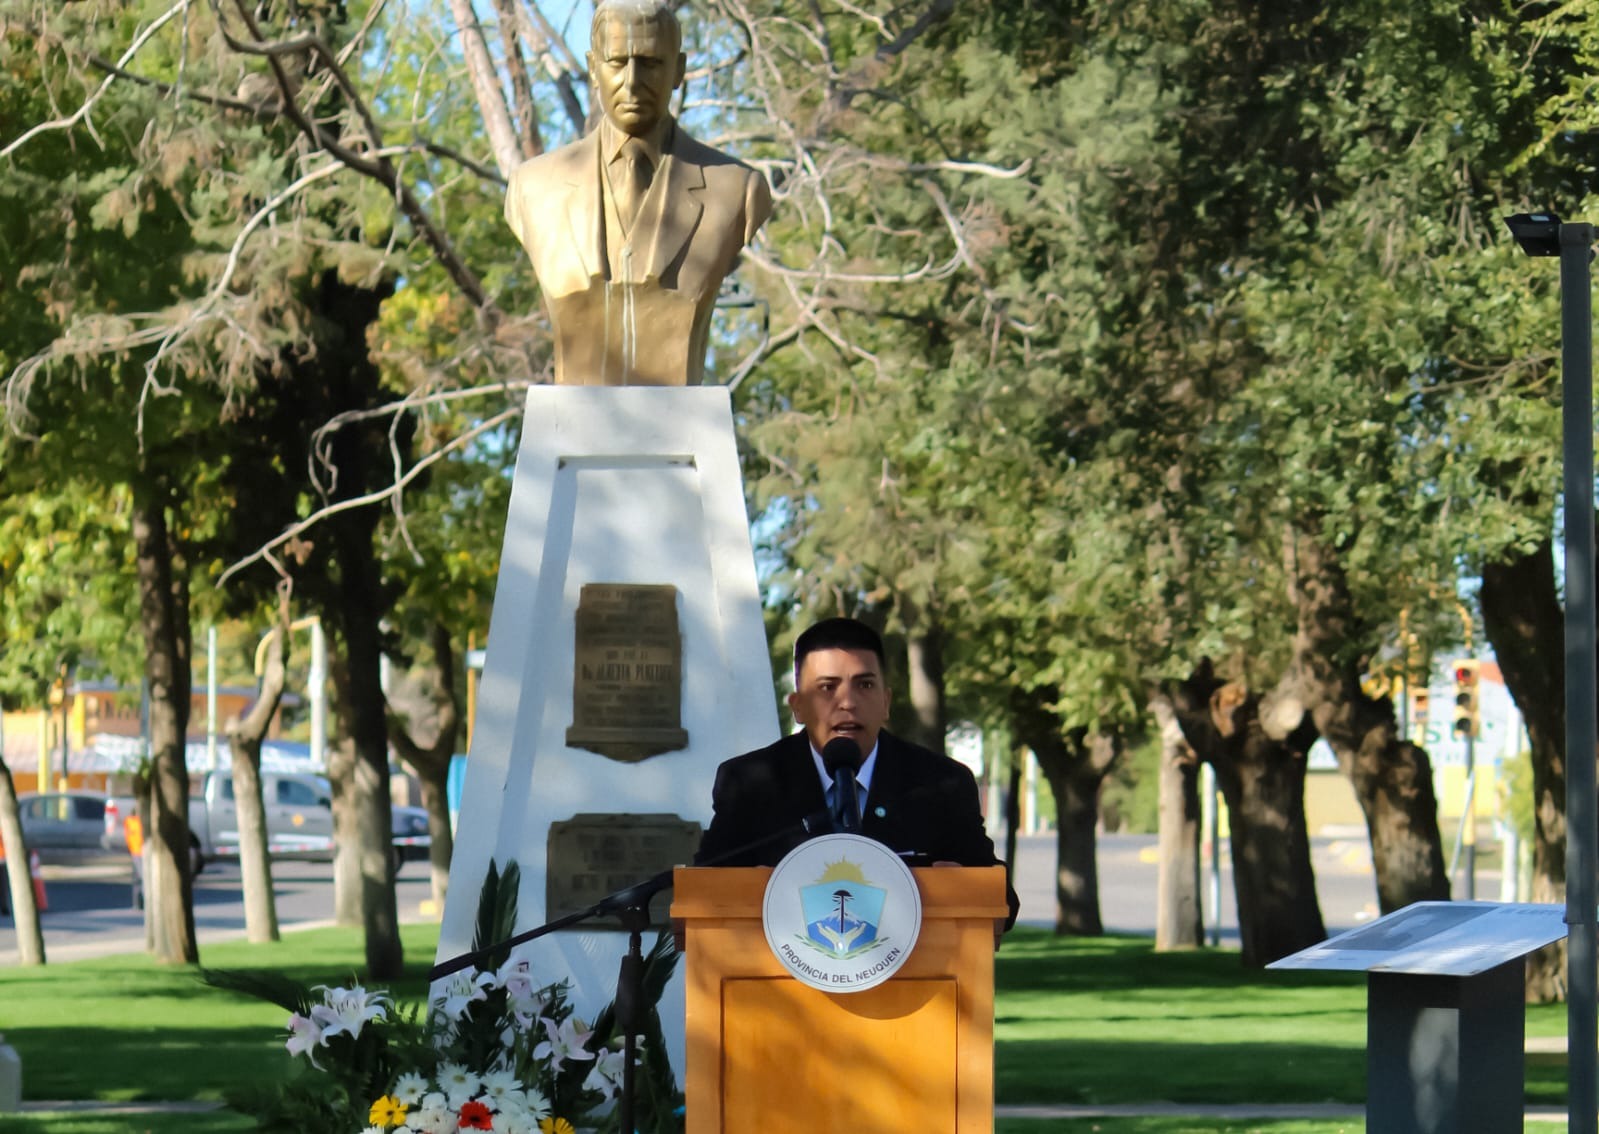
[
  {"x1": 18, "y1": 1099, "x2": 225, "y2": 1114},
  {"x1": 14, "y1": 1100, "x2": 1573, "y2": 1122},
  {"x1": 995, "y1": 1102, "x2": 1571, "y2": 1123}
]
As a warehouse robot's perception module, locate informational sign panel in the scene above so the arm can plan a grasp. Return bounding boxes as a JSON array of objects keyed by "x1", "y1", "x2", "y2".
[{"x1": 1268, "y1": 901, "x2": 1569, "y2": 977}]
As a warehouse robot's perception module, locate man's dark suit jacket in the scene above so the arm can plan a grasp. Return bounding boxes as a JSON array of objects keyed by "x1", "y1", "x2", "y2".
[{"x1": 695, "y1": 729, "x2": 1020, "y2": 927}]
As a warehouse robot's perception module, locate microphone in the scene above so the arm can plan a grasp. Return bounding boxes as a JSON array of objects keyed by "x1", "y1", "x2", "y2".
[
  {"x1": 821, "y1": 736, "x2": 862, "y2": 774},
  {"x1": 822, "y1": 736, "x2": 863, "y2": 833}
]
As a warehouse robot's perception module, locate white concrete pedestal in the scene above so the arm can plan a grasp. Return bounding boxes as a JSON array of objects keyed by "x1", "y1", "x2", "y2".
[{"x1": 436, "y1": 386, "x2": 780, "y2": 1081}]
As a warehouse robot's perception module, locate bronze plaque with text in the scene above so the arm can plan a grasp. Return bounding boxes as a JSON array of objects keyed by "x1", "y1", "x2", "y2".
[
  {"x1": 566, "y1": 583, "x2": 689, "y2": 761},
  {"x1": 546, "y1": 813, "x2": 703, "y2": 929}
]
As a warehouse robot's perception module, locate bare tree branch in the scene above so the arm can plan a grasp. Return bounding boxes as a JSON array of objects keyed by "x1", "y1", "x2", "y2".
[
  {"x1": 208, "y1": 0, "x2": 495, "y2": 310},
  {"x1": 220, "y1": 403, "x2": 522, "y2": 588},
  {"x1": 444, "y1": 0, "x2": 522, "y2": 176},
  {"x1": 491, "y1": 0, "x2": 542, "y2": 159},
  {"x1": 0, "y1": 0, "x2": 191, "y2": 158}
]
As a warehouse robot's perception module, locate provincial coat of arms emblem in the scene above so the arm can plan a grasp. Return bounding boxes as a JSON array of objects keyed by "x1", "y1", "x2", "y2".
[{"x1": 761, "y1": 833, "x2": 922, "y2": 992}]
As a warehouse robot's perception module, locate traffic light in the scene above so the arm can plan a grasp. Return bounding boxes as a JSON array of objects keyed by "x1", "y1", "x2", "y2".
[
  {"x1": 1412, "y1": 689, "x2": 1430, "y2": 728},
  {"x1": 1452, "y1": 660, "x2": 1481, "y2": 739}
]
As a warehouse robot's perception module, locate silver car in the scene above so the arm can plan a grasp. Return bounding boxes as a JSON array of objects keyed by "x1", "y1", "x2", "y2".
[{"x1": 14, "y1": 792, "x2": 124, "y2": 866}]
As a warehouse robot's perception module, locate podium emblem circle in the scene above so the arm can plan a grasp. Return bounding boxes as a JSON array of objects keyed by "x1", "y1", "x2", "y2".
[{"x1": 761, "y1": 833, "x2": 922, "y2": 993}]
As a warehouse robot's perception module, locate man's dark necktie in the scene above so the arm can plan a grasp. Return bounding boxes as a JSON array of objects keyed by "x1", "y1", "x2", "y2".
[{"x1": 830, "y1": 769, "x2": 861, "y2": 834}]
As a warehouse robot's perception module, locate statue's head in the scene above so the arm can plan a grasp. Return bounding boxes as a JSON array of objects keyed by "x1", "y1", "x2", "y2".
[{"x1": 588, "y1": 0, "x2": 687, "y2": 138}]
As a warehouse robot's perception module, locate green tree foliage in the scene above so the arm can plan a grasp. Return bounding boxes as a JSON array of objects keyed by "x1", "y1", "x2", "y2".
[
  {"x1": 720, "y1": 0, "x2": 1592, "y2": 962},
  {"x1": 0, "y1": 0, "x2": 524, "y2": 971}
]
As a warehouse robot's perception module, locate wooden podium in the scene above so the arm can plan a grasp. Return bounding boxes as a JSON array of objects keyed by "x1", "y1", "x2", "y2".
[{"x1": 671, "y1": 865, "x2": 1009, "y2": 1134}]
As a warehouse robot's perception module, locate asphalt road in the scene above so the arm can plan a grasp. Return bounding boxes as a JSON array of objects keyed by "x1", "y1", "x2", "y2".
[
  {"x1": 0, "y1": 829, "x2": 1498, "y2": 964},
  {"x1": 0, "y1": 856, "x2": 437, "y2": 965}
]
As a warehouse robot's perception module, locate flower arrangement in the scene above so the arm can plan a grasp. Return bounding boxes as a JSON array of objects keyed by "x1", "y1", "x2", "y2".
[{"x1": 207, "y1": 861, "x2": 682, "y2": 1134}]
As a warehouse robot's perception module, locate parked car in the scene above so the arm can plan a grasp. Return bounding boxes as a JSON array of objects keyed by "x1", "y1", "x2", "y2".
[
  {"x1": 391, "y1": 804, "x2": 432, "y2": 866},
  {"x1": 104, "y1": 771, "x2": 432, "y2": 872},
  {"x1": 12, "y1": 792, "x2": 125, "y2": 867}
]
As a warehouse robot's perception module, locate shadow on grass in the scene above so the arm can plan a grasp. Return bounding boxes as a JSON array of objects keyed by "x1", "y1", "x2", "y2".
[
  {"x1": 997, "y1": 1036, "x2": 1365, "y2": 1105},
  {"x1": 2, "y1": 924, "x2": 443, "y2": 1103},
  {"x1": 8, "y1": 1024, "x2": 293, "y2": 1101},
  {"x1": 10, "y1": 1114, "x2": 253, "y2": 1134},
  {"x1": 995, "y1": 929, "x2": 1570, "y2": 1110}
]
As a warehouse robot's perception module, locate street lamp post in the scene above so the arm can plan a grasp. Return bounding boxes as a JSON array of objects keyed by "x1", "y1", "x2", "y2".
[{"x1": 1505, "y1": 211, "x2": 1597, "y2": 1134}]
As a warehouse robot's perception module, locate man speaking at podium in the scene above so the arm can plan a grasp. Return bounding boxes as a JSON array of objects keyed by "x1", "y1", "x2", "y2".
[{"x1": 695, "y1": 617, "x2": 1019, "y2": 932}]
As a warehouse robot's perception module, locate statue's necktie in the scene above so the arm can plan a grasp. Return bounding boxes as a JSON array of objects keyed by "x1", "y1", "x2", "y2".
[
  {"x1": 830, "y1": 771, "x2": 861, "y2": 834},
  {"x1": 617, "y1": 144, "x2": 653, "y2": 233}
]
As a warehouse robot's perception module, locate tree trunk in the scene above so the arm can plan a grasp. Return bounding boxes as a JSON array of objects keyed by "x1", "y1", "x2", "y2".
[
  {"x1": 1150, "y1": 690, "x2": 1202, "y2": 951},
  {"x1": 1280, "y1": 530, "x2": 1447, "y2": 912},
  {"x1": 1004, "y1": 748, "x2": 1021, "y2": 874},
  {"x1": 1012, "y1": 692, "x2": 1118, "y2": 936},
  {"x1": 133, "y1": 771, "x2": 154, "y2": 952},
  {"x1": 225, "y1": 587, "x2": 292, "y2": 944},
  {"x1": 387, "y1": 621, "x2": 460, "y2": 909},
  {"x1": 1480, "y1": 538, "x2": 1569, "y2": 1001},
  {"x1": 900, "y1": 600, "x2": 947, "y2": 756},
  {"x1": 327, "y1": 724, "x2": 362, "y2": 928},
  {"x1": 305, "y1": 272, "x2": 401, "y2": 979},
  {"x1": 0, "y1": 756, "x2": 45, "y2": 964},
  {"x1": 329, "y1": 524, "x2": 401, "y2": 978},
  {"x1": 1171, "y1": 661, "x2": 1325, "y2": 967},
  {"x1": 132, "y1": 480, "x2": 197, "y2": 964}
]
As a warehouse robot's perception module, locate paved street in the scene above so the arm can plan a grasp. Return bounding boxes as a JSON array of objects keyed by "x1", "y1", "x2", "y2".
[
  {"x1": 0, "y1": 857, "x2": 437, "y2": 965},
  {"x1": 1010, "y1": 829, "x2": 1415, "y2": 940},
  {"x1": 0, "y1": 827, "x2": 1473, "y2": 964}
]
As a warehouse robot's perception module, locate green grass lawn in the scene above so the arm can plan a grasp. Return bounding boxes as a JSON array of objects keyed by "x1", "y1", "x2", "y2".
[
  {"x1": 7, "y1": 1113, "x2": 254, "y2": 1134},
  {"x1": 0, "y1": 922, "x2": 1570, "y2": 1134},
  {"x1": 995, "y1": 929, "x2": 1568, "y2": 1110},
  {"x1": 997, "y1": 1123, "x2": 1367, "y2": 1134},
  {"x1": 1, "y1": 922, "x2": 440, "y2": 1104},
  {"x1": 997, "y1": 932, "x2": 1370, "y2": 1105}
]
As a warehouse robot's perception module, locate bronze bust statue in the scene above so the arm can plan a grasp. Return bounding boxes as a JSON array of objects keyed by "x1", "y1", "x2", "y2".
[{"x1": 504, "y1": 0, "x2": 772, "y2": 386}]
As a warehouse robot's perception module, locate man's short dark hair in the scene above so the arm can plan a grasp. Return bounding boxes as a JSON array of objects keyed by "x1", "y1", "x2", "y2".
[{"x1": 793, "y1": 617, "x2": 886, "y2": 681}]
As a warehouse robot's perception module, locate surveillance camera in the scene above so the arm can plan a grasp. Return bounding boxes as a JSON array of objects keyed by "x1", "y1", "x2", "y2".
[{"x1": 1503, "y1": 212, "x2": 1563, "y2": 257}]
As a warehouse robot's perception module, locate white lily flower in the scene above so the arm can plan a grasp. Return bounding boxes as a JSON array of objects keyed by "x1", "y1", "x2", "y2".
[
  {"x1": 284, "y1": 1012, "x2": 325, "y2": 1061},
  {"x1": 309, "y1": 985, "x2": 389, "y2": 1042},
  {"x1": 495, "y1": 957, "x2": 533, "y2": 998},
  {"x1": 533, "y1": 1014, "x2": 595, "y2": 1069},
  {"x1": 431, "y1": 970, "x2": 493, "y2": 1023},
  {"x1": 583, "y1": 1046, "x2": 628, "y2": 1097}
]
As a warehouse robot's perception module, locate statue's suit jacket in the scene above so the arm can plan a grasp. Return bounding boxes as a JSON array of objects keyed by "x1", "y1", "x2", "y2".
[
  {"x1": 503, "y1": 121, "x2": 772, "y2": 385},
  {"x1": 695, "y1": 729, "x2": 1020, "y2": 927}
]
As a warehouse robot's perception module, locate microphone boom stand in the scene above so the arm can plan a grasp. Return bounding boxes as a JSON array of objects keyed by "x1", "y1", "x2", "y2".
[{"x1": 426, "y1": 812, "x2": 832, "y2": 1133}]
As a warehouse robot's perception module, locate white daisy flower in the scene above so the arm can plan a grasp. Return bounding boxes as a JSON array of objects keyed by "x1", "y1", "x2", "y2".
[{"x1": 392, "y1": 1071, "x2": 429, "y2": 1105}]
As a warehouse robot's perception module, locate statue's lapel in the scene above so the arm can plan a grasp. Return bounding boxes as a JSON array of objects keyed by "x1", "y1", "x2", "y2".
[
  {"x1": 641, "y1": 147, "x2": 704, "y2": 281},
  {"x1": 565, "y1": 133, "x2": 605, "y2": 280}
]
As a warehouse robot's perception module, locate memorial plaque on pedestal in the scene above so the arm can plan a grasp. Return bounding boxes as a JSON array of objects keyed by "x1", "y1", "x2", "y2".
[
  {"x1": 547, "y1": 813, "x2": 703, "y2": 928},
  {"x1": 566, "y1": 583, "x2": 690, "y2": 761}
]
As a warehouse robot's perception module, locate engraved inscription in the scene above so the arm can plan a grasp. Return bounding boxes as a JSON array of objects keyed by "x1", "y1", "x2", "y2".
[
  {"x1": 567, "y1": 583, "x2": 689, "y2": 760},
  {"x1": 546, "y1": 813, "x2": 703, "y2": 929}
]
